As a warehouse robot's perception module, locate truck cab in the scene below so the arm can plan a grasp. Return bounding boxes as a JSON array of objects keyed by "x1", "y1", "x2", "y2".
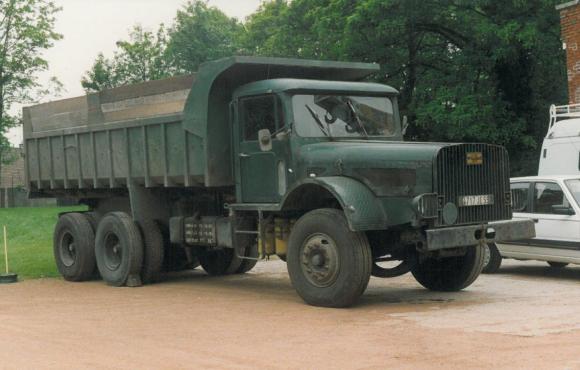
[{"x1": 232, "y1": 79, "x2": 400, "y2": 204}]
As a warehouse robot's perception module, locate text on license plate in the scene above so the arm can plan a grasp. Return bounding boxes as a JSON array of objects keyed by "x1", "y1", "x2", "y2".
[{"x1": 457, "y1": 194, "x2": 494, "y2": 207}]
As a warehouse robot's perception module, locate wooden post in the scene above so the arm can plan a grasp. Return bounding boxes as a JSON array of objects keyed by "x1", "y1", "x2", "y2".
[{"x1": 3, "y1": 225, "x2": 8, "y2": 274}]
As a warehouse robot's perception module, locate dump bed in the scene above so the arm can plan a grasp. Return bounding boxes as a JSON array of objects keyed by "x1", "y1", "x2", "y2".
[
  {"x1": 23, "y1": 75, "x2": 202, "y2": 195},
  {"x1": 23, "y1": 56, "x2": 380, "y2": 197}
]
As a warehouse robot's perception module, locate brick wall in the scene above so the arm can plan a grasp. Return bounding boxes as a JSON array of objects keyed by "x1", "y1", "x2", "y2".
[
  {"x1": 0, "y1": 147, "x2": 25, "y2": 189},
  {"x1": 559, "y1": 1, "x2": 580, "y2": 103}
]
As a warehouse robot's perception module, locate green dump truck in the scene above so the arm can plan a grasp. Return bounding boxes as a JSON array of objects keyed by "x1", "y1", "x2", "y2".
[{"x1": 23, "y1": 57, "x2": 534, "y2": 307}]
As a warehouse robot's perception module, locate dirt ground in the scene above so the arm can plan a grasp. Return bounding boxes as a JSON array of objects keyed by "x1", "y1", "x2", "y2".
[{"x1": 2, "y1": 259, "x2": 580, "y2": 369}]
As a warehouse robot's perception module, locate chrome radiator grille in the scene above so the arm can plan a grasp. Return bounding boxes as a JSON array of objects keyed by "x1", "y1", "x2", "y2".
[{"x1": 435, "y1": 144, "x2": 511, "y2": 226}]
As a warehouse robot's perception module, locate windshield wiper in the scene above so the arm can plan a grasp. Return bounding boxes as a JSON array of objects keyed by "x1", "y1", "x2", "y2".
[
  {"x1": 346, "y1": 99, "x2": 369, "y2": 139},
  {"x1": 305, "y1": 104, "x2": 332, "y2": 139}
]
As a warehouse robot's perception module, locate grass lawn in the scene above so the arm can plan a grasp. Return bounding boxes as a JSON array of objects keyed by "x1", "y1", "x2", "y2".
[{"x1": 0, "y1": 206, "x2": 86, "y2": 279}]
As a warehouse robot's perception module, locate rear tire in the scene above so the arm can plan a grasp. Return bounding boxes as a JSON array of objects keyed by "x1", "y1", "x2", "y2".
[
  {"x1": 236, "y1": 242, "x2": 258, "y2": 274},
  {"x1": 138, "y1": 220, "x2": 164, "y2": 284},
  {"x1": 548, "y1": 261, "x2": 569, "y2": 268},
  {"x1": 411, "y1": 244, "x2": 485, "y2": 291},
  {"x1": 53, "y1": 213, "x2": 97, "y2": 282},
  {"x1": 287, "y1": 208, "x2": 372, "y2": 308},
  {"x1": 482, "y1": 243, "x2": 502, "y2": 274},
  {"x1": 95, "y1": 212, "x2": 144, "y2": 287},
  {"x1": 199, "y1": 248, "x2": 236, "y2": 276}
]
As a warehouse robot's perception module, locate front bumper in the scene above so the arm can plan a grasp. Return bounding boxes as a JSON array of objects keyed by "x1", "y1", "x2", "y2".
[{"x1": 425, "y1": 219, "x2": 535, "y2": 251}]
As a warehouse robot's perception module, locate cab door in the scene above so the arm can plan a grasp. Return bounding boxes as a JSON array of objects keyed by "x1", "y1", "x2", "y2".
[{"x1": 235, "y1": 94, "x2": 288, "y2": 203}]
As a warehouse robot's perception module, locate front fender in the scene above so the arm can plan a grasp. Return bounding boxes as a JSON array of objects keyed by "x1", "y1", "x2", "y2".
[{"x1": 283, "y1": 176, "x2": 388, "y2": 231}]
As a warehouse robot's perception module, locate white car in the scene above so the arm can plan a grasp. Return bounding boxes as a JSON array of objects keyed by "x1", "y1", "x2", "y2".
[{"x1": 484, "y1": 175, "x2": 580, "y2": 273}]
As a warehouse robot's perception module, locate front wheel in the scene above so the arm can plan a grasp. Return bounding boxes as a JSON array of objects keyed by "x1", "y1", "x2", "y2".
[
  {"x1": 411, "y1": 244, "x2": 485, "y2": 291},
  {"x1": 287, "y1": 208, "x2": 372, "y2": 308}
]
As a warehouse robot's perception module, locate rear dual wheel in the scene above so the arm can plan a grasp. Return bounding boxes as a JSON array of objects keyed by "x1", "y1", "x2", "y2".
[
  {"x1": 53, "y1": 213, "x2": 97, "y2": 282},
  {"x1": 95, "y1": 212, "x2": 144, "y2": 287},
  {"x1": 198, "y1": 243, "x2": 258, "y2": 276}
]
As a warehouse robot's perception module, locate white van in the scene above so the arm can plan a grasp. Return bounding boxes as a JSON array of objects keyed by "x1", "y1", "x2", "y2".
[
  {"x1": 538, "y1": 104, "x2": 580, "y2": 175},
  {"x1": 484, "y1": 176, "x2": 580, "y2": 272}
]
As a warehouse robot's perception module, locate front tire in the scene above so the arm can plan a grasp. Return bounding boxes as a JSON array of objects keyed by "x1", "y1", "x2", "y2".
[
  {"x1": 287, "y1": 208, "x2": 372, "y2": 308},
  {"x1": 53, "y1": 213, "x2": 97, "y2": 281},
  {"x1": 411, "y1": 244, "x2": 485, "y2": 291},
  {"x1": 95, "y1": 212, "x2": 144, "y2": 287}
]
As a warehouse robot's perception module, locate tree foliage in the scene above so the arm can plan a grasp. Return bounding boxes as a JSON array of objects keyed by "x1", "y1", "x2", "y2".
[
  {"x1": 167, "y1": 0, "x2": 243, "y2": 73},
  {"x1": 0, "y1": 0, "x2": 61, "y2": 169},
  {"x1": 82, "y1": 0, "x2": 567, "y2": 174},
  {"x1": 81, "y1": 25, "x2": 176, "y2": 92},
  {"x1": 82, "y1": 1, "x2": 242, "y2": 91}
]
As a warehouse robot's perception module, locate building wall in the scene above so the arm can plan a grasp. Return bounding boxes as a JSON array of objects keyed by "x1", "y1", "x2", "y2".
[
  {"x1": 559, "y1": 1, "x2": 580, "y2": 103},
  {"x1": 0, "y1": 147, "x2": 25, "y2": 189},
  {"x1": 0, "y1": 147, "x2": 61, "y2": 208}
]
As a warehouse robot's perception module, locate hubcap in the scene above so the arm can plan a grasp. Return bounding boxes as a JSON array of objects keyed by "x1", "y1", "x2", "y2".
[
  {"x1": 104, "y1": 232, "x2": 122, "y2": 270},
  {"x1": 59, "y1": 232, "x2": 76, "y2": 267},
  {"x1": 482, "y1": 244, "x2": 491, "y2": 268},
  {"x1": 300, "y1": 233, "x2": 340, "y2": 287}
]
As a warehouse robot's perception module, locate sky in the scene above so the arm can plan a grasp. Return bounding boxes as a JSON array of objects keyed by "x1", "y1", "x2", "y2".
[{"x1": 7, "y1": 0, "x2": 263, "y2": 145}]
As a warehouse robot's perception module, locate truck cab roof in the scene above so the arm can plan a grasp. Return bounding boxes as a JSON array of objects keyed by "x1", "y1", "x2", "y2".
[{"x1": 233, "y1": 78, "x2": 398, "y2": 98}]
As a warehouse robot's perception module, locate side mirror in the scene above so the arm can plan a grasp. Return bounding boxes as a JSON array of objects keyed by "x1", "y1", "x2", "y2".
[
  {"x1": 402, "y1": 115, "x2": 409, "y2": 135},
  {"x1": 552, "y1": 204, "x2": 575, "y2": 215},
  {"x1": 258, "y1": 129, "x2": 272, "y2": 151}
]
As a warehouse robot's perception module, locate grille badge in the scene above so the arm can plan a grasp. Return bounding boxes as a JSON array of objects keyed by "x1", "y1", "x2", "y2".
[{"x1": 466, "y1": 152, "x2": 483, "y2": 165}]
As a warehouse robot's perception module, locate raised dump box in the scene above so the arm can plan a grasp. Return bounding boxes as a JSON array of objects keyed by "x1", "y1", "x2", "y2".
[{"x1": 23, "y1": 74, "x2": 200, "y2": 193}]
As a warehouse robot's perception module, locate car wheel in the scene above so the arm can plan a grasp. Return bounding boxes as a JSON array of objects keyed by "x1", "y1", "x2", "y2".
[
  {"x1": 547, "y1": 261, "x2": 569, "y2": 268},
  {"x1": 482, "y1": 243, "x2": 502, "y2": 274}
]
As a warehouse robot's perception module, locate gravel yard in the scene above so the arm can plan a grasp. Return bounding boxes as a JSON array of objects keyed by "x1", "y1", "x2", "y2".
[{"x1": 1, "y1": 259, "x2": 579, "y2": 369}]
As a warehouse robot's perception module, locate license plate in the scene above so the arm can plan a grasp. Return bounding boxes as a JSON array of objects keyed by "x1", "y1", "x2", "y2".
[{"x1": 457, "y1": 194, "x2": 494, "y2": 207}]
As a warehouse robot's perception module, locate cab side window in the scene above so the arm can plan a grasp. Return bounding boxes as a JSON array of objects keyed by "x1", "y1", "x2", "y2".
[
  {"x1": 511, "y1": 182, "x2": 530, "y2": 212},
  {"x1": 240, "y1": 95, "x2": 283, "y2": 141},
  {"x1": 533, "y1": 182, "x2": 569, "y2": 214}
]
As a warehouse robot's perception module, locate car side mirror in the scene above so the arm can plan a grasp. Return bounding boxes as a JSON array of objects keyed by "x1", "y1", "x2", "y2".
[
  {"x1": 402, "y1": 115, "x2": 409, "y2": 136},
  {"x1": 258, "y1": 129, "x2": 272, "y2": 151},
  {"x1": 552, "y1": 204, "x2": 575, "y2": 215}
]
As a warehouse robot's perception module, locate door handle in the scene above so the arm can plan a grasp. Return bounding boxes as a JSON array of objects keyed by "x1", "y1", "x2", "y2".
[{"x1": 239, "y1": 153, "x2": 250, "y2": 158}]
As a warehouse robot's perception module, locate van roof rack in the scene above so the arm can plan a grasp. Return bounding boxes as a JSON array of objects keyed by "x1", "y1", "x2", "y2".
[{"x1": 549, "y1": 103, "x2": 580, "y2": 129}]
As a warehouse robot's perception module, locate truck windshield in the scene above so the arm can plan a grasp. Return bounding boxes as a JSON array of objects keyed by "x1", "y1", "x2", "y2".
[
  {"x1": 292, "y1": 94, "x2": 397, "y2": 138},
  {"x1": 565, "y1": 179, "x2": 580, "y2": 206}
]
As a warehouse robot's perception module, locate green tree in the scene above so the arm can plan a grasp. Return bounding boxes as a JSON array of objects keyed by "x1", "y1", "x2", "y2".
[
  {"x1": 0, "y1": 0, "x2": 61, "y2": 176},
  {"x1": 166, "y1": 0, "x2": 244, "y2": 73},
  {"x1": 81, "y1": 25, "x2": 175, "y2": 92},
  {"x1": 82, "y1": 1, "x2": 243, "y2": 91},
  {"x1": 243, "y1": 0, "x2": 566, "y2": 174}
]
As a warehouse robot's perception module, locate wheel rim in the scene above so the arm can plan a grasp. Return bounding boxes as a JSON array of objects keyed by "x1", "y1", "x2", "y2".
[
  {"x1": 103, "y1": 232, "x2": 122, "y2": 271},
  {"x1": 482, "y1": 244, "x2": 491, "y2": 268},
  {"x1": 59, "y1": 231, "x2": 76, "y2": 267},
  {"x1": 300, "y1": 233, "x2": 340, "y2": 288}
]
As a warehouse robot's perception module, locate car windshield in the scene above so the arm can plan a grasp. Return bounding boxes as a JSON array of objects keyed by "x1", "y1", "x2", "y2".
[
  {"x1": 565, "y1": 179, "x2": 580, "y2": 206},
  {"x1": 292, "y1": 94, "x2": 397, "y2": 138}
]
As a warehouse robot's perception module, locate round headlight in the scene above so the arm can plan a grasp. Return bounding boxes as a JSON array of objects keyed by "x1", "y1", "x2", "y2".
[{"x1": 442, "y1": 202, "x2": 458, "y2": 225}]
